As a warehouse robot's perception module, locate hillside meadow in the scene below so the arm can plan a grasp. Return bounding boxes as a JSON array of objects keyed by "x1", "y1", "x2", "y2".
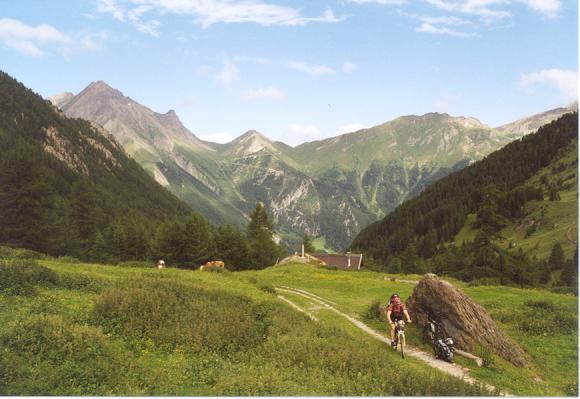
[{"x1": 0, "y1": 249, "x2": 577, "y2": 396}]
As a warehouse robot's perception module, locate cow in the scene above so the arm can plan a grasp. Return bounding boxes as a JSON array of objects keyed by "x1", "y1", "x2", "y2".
[{"x1": 200, "y1": 260, "x2": 225, "y2": 271}]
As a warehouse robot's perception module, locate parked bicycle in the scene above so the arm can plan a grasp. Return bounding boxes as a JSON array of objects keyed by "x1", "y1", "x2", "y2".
[{"x1": 423, "y1": 314, "x2": 455, "y2": 362}]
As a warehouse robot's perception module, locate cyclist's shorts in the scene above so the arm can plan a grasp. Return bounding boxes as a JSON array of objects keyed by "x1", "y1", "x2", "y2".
[{"x1": 390, "y1": 313, "x2": 404, "y2": 323}]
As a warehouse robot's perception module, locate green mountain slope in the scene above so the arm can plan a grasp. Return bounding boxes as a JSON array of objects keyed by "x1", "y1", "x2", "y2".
[
  {"x1": 351, "y1": 112, "x2": 578, "y2": 286},
  {"x1": 51, "y1": 82, "x2": 575, "y2": 250},
  {"x1": 0, "y1": 71, "x2": 191, "y2": 258}
]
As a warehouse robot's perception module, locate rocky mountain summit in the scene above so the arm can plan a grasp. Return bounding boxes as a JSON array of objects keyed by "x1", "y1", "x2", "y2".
[{"x1": 50, "y1": 82, "x2": 573, "y2": 249}]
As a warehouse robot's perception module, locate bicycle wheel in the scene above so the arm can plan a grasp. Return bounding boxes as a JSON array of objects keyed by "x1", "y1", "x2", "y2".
[{"x1": 399, "y1": 333, "x2": 405, "y2": 359}]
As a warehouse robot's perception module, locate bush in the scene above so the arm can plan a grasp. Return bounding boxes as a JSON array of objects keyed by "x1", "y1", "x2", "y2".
[
  {"x1": 0, "y1": 315, "x2": 130, "y2": 395},
  {"x1": 516, "y1": 312, "x2": 577, "y2": 335},
  {"x1": 93, "y1": 278, "x2": 269, "y2": 355},
  {"x1": 550, "y1": 286, "x2": 578, "y2": 296},
  {"x1": 258, "y1": 284, "x2": 276, "y2": 295},
  {"x1": 58, "y1": 272, "x2": 107, "y2": 293},
  {"x1": 363, "y1": 300, "x2": 385, "y2": 321},
  {"x1": 475, "y1": 346, "x2": 495, "y2": 368},
  {"x1": 55, "y1": 256, "x2": 81, "y2": 264},
  {"x1": 0, "y1": 259, "x2": 59, "y2": 296},
  {"x1": 0, "y1": 246, "x2": 46, "y2": 260},
  {"x1": 524, "y1": 299, "x2": 555, "y2": 311},
  {"x1": 116, "y1": 260, "x2": 152, "y2": 268},
  {"x1": 468, "y1": 277, "x2": 502, "y2": 287}
]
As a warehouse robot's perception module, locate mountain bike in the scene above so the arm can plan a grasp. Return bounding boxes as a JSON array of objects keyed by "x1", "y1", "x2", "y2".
[
  {"x1": 423, "y1": 314, "x2": 454, "y2": 362},
  {"x1": 393, "y1": 320, "x2": 406, "y2": 358}
]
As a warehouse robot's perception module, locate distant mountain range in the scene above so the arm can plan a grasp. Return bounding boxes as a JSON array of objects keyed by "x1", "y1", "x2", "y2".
[{"x1": 50, "y1": 82, "x2": 577, "y2": 250}]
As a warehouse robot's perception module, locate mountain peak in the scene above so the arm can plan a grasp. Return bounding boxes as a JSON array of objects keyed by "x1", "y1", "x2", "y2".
[
  {"x1": 229, "y1": 130, "x2": 276, "y2": 156},
  {"x1": 48, "y1": 91, "x2": 74, "y2": 109}
]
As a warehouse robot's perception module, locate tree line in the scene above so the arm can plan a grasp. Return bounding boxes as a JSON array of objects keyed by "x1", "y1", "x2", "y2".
[{"x1": 352, "y1": 112, "x2": 578, "y2": 288}]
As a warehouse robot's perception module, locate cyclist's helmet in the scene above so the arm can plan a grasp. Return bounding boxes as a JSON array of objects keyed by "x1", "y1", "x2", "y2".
[{"x1": 390, "y1": 293, "x2": 401, "y2": 304}]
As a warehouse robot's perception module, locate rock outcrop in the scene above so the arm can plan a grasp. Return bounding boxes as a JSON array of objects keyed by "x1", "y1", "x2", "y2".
[{"x1": 408, "y1": 273, "x2": 530, "y2": 367}]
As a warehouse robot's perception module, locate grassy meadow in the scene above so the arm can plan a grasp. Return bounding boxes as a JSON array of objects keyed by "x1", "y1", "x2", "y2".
[{"x1": 0, "y1": 249, "x2": 577, "y2": 396}]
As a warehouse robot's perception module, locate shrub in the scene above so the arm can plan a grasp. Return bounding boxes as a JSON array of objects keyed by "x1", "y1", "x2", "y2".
[
  {"x1": 0, "y1": 246, "x2": 46, "y2": 260},
  {"x1": 475, "y1": 346, "x2": 495, "y2": 368},
  {"x1": 524, "y1": 299, "x2": 555, "y2": 311},
  {"x1": 116, "y1": 260, "x2": 152, "y2": 268},
  {"x1": 93, "y1": 278, "x2": 269, "y2": 355},
  {"x1": 550, "y1": 286, "x2": 578, "y2": 296},
  {"x1": 58, "y1": 272, "x2": 107, "y2": 293},
  {"x1": 0, "y1": 259, "x2": 59, "y2": 296},
  {"x1": 55, "y1": 256, "x2": 81, "y2": 264},
  {"x1": 363, "y1": 300, "x2": 385, "y2": 321},
  {"x1": 0, "y1": 315, "x2": 130, "y2": 395},
  {"x1": 468, "y1": 277, "x2": 502, "y2": 286},
  {"x1": 258, "y1": 284, "x2": 276, "y2": 295}
]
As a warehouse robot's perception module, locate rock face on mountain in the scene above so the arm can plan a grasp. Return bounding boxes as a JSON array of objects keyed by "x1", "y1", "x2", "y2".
[
  {"x1": 408, "y1": 274, "x2": 530, "y2": 367},
  {"x1": 50, "y1": 82, "x2": 573, "y2": 250}
]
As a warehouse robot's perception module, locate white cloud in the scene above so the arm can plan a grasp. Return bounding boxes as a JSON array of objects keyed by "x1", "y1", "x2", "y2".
[
  {"x1": 342, "y1": 62, "x2": 358, "y2": 74},
  {"x1": 286, "y1": 60, "x2": 335, "y2": 76},
  {"x1": 128, "y1": 5, "x2": 161, "y2": 36},
  {"x1": 97, "y1": 0, "x2": 126, "y2": 21},
  {"x1": 416, "y1": 22, "x2": 476, "y2": 37},
  {"x1": 98, "y1": 0, "x2": 343, "y2": 30},
  {"x1": 198, "y1": 132, "x2": 235, "y2": 143},
  {"x1": 520, "y1": 69, "x2": 578, "y2": 101},
  {"x1": 418, "y1": 15, "x2": 472, "y2": 25},
  {"x1": 425, "y1": 0, "x2": 561, "y2": 20},
  {"x1": 0, "y1": 18, "x2": 72, "y2": 57},
  {"x1": 288, "y1": 124, "x2": 324, "y2": 144},
  {"x1": 338, "y1": 123, "x2": 369, "y2": 134},
  {"x1": 242, "y1": 87, "x2": 286, "y2": 100},
  {"x1": 234, "y1": 56, "x2": 336, "y2": 76},
  {"x1": 217, "y1": 57, "x2": 238, "y2": 88},
  {"x1": 347, "y1": 0, "x2": 407, "y2": 4},
  {"x1": 524, "y1": 0, "x2": 561, "y2": 17}
]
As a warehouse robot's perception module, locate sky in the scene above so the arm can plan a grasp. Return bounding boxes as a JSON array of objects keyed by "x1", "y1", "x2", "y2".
[{"x1": 0, "y1": 0, "x2": 577, "y2": 146}]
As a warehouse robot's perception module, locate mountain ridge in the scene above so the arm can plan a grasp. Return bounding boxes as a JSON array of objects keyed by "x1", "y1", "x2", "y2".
[{"x1": 50, "y1": 82, "x2": 575, "y2": 250}]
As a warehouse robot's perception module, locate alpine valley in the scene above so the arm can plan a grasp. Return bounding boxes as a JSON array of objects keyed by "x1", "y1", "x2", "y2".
[{"x1": 50, "y1": 82, "x2": 577, "y2": 250}]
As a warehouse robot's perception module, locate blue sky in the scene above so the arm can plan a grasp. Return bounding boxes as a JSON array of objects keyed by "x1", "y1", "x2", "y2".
[{"x1": 0, "y1": 0, "x2": 577, "y2": 145}]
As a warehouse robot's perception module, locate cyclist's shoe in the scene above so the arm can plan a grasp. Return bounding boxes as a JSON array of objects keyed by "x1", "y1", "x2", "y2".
[{"x1": 391, "y1": 341, "x2": 397, "y2": 350}]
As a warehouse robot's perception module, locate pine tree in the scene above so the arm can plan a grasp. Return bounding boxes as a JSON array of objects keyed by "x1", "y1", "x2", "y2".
[
  {"x1": 302, "y1": 233, "x2": 315, "y2": 253},
  {"x1": 548, "y1": 242, "x2": 565, "y2": 270},
  {"x1": 559, "y1": 248, "x2": 578, "y2": 287},
  {"x1": 0, "y1": 146, "x2": 54, "y2": 252},
  {"x1": 215, "y1": 225, "x2": 251, "y2": 271},
  {"x1": 246, "y1": 203, "x2": 284, "y2": 269},
  {"x1": 89, "y1": 231, "x2": 109, "y2": 263},
  {"x1": 247, "y1": 203, "x2": 273, "y2": 240}
]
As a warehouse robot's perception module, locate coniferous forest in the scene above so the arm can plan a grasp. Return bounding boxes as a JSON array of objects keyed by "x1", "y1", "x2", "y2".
[
  {"x1": 351, "y1": 112, "x2": 578, "y2": 288},
  {"x1": 0, "y1": 72, "x2": 284, "y2": 269}
]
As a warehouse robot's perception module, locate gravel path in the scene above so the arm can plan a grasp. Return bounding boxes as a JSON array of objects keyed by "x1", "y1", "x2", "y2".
[{"x1": 275, "y1": 286, "x2": 505, "y2": 396}]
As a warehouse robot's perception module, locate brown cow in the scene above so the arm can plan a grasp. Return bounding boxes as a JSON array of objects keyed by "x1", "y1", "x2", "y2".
[{"x1": 200, "y1": 260, "x2": 225, "y2": 271}]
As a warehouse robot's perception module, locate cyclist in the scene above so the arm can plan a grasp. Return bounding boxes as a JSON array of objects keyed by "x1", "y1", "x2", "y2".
[{"x1": 387, "y1": 293, "x2": 412, "y2": 349}]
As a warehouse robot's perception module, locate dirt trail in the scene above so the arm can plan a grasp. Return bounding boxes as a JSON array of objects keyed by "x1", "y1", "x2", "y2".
[{"x1": 275, "y1": 286, "x2": 505, "y2": 396}]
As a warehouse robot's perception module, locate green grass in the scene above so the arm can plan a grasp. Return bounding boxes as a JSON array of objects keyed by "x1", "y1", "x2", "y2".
[
  {"x1": 246, "y1": 263, "x2": 578, "y2": 396},
  {"x1": 0, "y1": 257, "x2": 576, "y2": 396},
  {"x1": 0, "y1": 257, "x2": 487, "y2": 396}
]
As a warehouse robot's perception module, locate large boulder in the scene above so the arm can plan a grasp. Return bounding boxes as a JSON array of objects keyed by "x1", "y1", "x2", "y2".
[{"x1": 407, "y1": 273, "x2": 530, "y2": 367}]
